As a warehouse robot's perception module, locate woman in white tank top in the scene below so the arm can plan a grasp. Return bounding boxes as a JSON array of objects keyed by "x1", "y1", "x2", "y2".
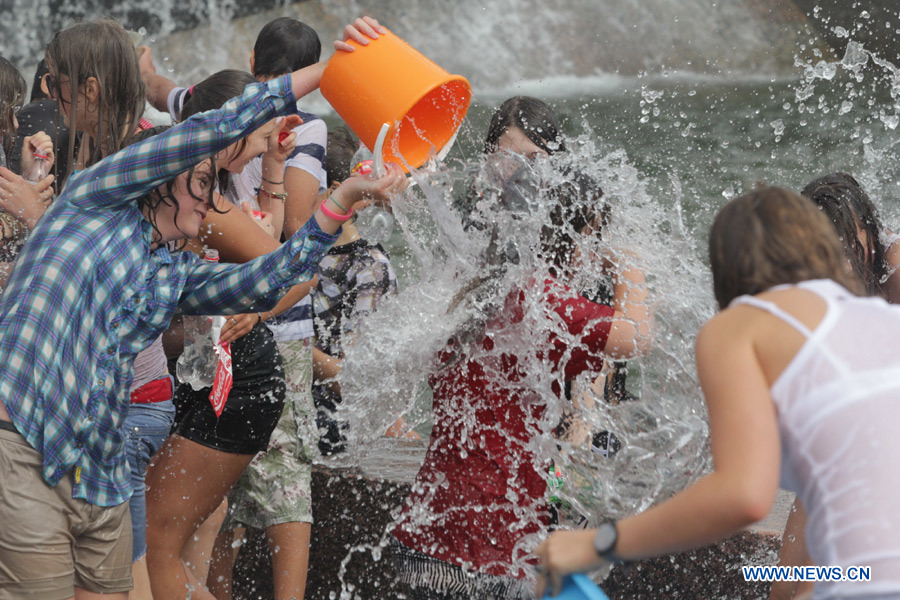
[{"x1": 537, "y1": 186, "x2": 900, "y2": 600}]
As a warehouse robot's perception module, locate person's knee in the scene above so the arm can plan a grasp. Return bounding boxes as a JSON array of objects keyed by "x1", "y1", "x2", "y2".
[{"x1": 144, "y1": 516, "x2": 181, "y2": 556}]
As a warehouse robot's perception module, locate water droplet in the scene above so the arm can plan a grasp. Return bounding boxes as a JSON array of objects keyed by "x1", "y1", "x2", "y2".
[{"x1": 770, "y1": 119, "x2": 785, "y2": 136}]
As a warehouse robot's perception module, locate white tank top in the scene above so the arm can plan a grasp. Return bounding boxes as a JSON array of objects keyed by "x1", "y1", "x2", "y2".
[{"x1": 731, "y1": 279, "x2": 900, "y2": 599}]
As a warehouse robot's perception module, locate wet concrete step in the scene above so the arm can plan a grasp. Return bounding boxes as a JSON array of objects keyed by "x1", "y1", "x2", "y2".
[{"x1": 233, "y1": 438, "x2": 791, "y2": 600}]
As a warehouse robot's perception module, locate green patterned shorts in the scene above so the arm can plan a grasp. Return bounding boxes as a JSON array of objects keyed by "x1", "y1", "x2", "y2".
[{"x1": 224, "y1": 338, "x2": 318, "y2": 529}]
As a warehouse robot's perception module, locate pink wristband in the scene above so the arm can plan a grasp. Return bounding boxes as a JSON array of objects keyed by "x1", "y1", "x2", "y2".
[{"x1": 319, "y1": 199, "x2": 353, "y2": 222}]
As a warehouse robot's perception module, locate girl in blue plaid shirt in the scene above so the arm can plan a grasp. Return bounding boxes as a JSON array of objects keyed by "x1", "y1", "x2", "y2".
[{"x1": 0, "y1": 17, "x2": 404, "y2": 600}]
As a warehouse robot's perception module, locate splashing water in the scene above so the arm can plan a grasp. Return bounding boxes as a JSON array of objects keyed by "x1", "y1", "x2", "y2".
[
  {"x1": 1, "y1": 0, "x2": 820, "y2": 92},
  {"x1": 789, "y1": 38, "x2": 900, "y2": 218},
  {"x1": 7, "y1": 0, "x2": 900, "y2": 595},
  {"x1": 326, "y1": 30, "x2": 900, "y2": 595},
  {"x1": 335, "y1": 134, "x2": 713, "y2": 578}
]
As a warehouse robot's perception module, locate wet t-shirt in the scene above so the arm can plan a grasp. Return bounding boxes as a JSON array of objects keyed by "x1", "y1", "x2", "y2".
[{"x1": 392, "y1": 275, "x2": 614, "y2": 578}]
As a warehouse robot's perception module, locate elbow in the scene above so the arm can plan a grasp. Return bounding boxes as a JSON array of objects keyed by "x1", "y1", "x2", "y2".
[
  {"x1": 725, "y1": 477, "x2": 776, "y2": 527},
  {"x1": 633, "y1": 312, "x2": 653, "y2": 356},
  {"x1": 606, "y1": 310, "x2": 653, "y2": 359},
  {"x1": 734, "y1": 494, "x2": 772, "y2": 527}
]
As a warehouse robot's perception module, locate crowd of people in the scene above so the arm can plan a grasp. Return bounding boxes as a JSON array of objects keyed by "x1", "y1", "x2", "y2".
[{"x1": 0, "y1": 12, "x2": 898, "y2": 600}]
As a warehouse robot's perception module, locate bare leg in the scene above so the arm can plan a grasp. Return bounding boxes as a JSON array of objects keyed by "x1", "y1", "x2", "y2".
[
  {"x1": 129, "y1": 555, "x2": 153, "y2": 600},
  {"x1": 384, "y1": 415, "x2": 422, "y2": 440},
  {"x1": 268, "y1": 522, "x2": 312, "y2": 600},
  {"x1": 145, "y1": 434, "x2": 254, "y2": 600},
  {"x1": 207, "y1": 527, "x2": 245, "y2": 600},
  {"x1": 183, "y1": 498, "x2": 229, "y2": 587}
]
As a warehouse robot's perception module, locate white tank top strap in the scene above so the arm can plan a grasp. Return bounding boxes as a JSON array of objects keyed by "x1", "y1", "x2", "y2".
[
  {"x1": 795, "y1": 278, "x2": 852, "y2": 301},
  {"x1": 729, "y1": 295, "x2": 814, "y2": 338}
]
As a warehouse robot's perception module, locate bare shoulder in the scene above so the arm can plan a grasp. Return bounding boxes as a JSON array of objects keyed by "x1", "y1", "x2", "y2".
[
  {"x1": 694, "y1": 307, "x2": 771, "y2": 410},
  {"x1": 699, "y1": 288, "x2": 826, "y2": 345},
  {"x1": 699, "y1": 287, "x2": 827, "y2": 386},
  {"x1": 885, "y1": 233, "x2": 900, "y2": 268},
  {"x1": 696, "y1": 304, "x2": 762, "y2": 352},
  {"x1": 756, "y1": 286, "x2": 828, "y2": 330}
]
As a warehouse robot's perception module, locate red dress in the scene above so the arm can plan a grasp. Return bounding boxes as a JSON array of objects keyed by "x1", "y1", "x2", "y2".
[{"x1": 392, "y1": 275, "x2": 614, "y2": 578}]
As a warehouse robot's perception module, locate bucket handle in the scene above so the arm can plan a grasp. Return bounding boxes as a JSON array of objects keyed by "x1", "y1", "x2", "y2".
[
  {"x1": 373, "y1": 122, "x2": 390, "y2": 178},
  {"x1": 373, "y1": 121, "x2": 419, "y2": 189}
]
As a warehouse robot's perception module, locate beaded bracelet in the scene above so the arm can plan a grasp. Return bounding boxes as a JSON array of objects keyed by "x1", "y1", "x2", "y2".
[{"x1": 260, "y1": 186, "x2": 287, "y2": 202}]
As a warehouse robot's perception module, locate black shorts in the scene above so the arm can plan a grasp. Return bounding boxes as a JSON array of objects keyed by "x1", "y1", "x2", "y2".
[{"x1": 173, "y1": 322, "x2": 286, "y2": 455}]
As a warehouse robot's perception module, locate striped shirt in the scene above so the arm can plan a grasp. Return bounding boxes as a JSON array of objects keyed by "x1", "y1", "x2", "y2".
[
  {"x1": 228, "y1": 112, "x2": 328, "y2": 199},
  {"x1": 311, "y1": 239, "x2": 399, "y2": 360},
  {"x1": 0, "y1": 75, "x2": 337, "y2": 507}
]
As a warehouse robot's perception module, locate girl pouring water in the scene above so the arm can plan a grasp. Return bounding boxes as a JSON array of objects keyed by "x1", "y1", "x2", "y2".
[{"x1": 0, "y1": 17, "x2": 405, "y2": 600}]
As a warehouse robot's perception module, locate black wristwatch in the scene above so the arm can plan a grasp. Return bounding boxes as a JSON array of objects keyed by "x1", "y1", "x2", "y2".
[{"x1": 593, "y1": 521, "x2": 621, "y2": 563}]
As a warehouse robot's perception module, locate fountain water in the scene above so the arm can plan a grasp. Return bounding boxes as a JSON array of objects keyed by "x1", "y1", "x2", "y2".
[
  {"x1": 2, "y1": 0, "x2": 822, "y2": 88},
  {"x1": 4, "y1": 2, "x2": 900, "y2": 599}
]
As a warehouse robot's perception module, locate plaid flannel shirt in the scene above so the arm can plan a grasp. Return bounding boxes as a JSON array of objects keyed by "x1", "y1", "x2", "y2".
[{"x1": 0, "y1": 75, "x2": 337, "y2": 506}]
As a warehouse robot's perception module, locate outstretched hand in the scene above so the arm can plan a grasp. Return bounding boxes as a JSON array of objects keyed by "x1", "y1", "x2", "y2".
[
  {"x1": 219, "y1": 313, "x2": 260, "y2": 345},
  {"x1": 334, "y1": 17, "x2": 387, "y2": 52},
  {"x1": 534, "y1": 529, "x2": 606, "y2": 598},
  {"x1": 332, "y1": 163, "x2": 408, "y2": 214}
]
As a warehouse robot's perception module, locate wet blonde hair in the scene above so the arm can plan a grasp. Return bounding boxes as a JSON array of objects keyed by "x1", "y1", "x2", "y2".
[
  {"x1": 709, "y1": 185, "x2": 864, "y2": 309},
  {"x1": 45, "y1": 19, "x2": 145, "y2": 179}
]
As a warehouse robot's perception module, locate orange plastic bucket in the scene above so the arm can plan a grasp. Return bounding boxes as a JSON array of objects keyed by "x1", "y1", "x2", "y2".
[{"x1": 321, "y1": 28, "x2": 472, "y2": 173}]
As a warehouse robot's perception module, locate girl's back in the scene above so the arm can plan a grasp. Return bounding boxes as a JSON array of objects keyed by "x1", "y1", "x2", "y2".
[{"x1": 733, "y1": 279, "x2": 900, "y2": 598}]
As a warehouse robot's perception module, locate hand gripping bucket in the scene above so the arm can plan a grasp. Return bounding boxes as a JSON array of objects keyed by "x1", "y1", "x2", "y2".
[
  {"x1": 321, "y1": 28, "x2": 472, "y2": 173},
  {"x1": 542, "y1": 575, "x2": 610, "y2": 600}
]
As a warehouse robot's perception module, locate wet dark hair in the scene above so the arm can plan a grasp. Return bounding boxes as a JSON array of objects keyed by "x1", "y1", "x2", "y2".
[
  {"x1": 0, "y1": 56, "x2": 27, "y2": 159},
  {"x1": 180, "y1": 69, "x2": 257, "y2": 122},
  {"x1": 131, "y1": 125, "x2": 219, "y2": 247},
  {"x1": 709, "y1": 185, "x2": 864, "y2": 309},
  {"x1": 252, "y1": 18, "x2": 321, "y2": 79},
  {"x1": 45, "y1": 19, "x2": 146, "y2": 179},
  {"x1": 483, "y1": 96, "x2": 566, "y2": 156},
  {"x1": 180, "y1": 69, "x2": 257, "y2": 193},
  {"x1": 541, "y1": 171, "x2": 607, "y2": 277},
  {"x1": 325, "y1": 127, "x2": 357, "y2": 188},
  {"x1": 801, "y1": 172, "x2": 888, "y2": 297}
]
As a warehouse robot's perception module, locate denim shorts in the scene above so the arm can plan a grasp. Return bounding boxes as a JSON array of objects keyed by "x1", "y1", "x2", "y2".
[{"x1": 125, "y1": 398, "x2": 175, "y2": 561}]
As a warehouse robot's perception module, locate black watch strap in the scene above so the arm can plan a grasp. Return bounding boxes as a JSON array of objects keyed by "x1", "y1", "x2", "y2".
[{"x1": 593, "y1": 521, "x2": 621, "y2": 563}]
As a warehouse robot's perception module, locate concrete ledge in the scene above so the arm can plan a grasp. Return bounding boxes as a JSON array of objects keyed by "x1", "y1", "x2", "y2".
[
  {"x1": 233, "y1": 439, "x2": 788, "y2": 599},
  {"x1": 603, "y1": 532, "x2": 778, "y2": 599}
]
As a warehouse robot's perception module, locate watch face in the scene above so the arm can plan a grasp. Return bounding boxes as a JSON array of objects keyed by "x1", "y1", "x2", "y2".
[{"x1": 593, "y1": 522, "x2": 617, "y2": 556}]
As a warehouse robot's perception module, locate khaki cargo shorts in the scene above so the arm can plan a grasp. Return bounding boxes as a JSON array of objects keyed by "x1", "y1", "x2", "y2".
[{"x1": 0, "y1": 425, "x2": 133, "y2": 600}]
